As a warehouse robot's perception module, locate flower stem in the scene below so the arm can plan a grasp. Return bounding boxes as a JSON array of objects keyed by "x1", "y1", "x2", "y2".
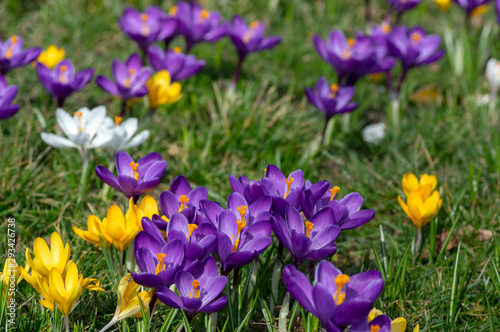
[
  {"x1": 270, "y1": 258, "x2": 282, "y2": 314},
  {"x1": 364, "y1": 0, "x2": 371, "y2": 25},
  {"x1": 100, "y1": 159, "x2": 115, "y2": 200},
  {"x1": 118, "y1": 250, "x2": 124, "y2": 277},
  {"x1": 120, "y1": 99, "x2": 127, "y2": 117},
  {"x1": 232, "y1": 267, "x2": 240, "y2": 300},
  {"x1": 64, "y1": 315, "x2": 70, "y2": 332},
  {"x1": 232, "y1": 57, "x2": 245, "y2": 88},
  {"x1": 99, "y1": 318, "x2": 118, "y2": 332},
  {"x1": 413, "y1": 228, "x2": 423, "y2": 262},
  {"x1": 78, "y1": 150, "x2": 89, "y2": 203}
]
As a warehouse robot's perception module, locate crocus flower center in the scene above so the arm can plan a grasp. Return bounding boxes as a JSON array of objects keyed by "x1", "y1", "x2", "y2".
[
  {"x1": 5, "y1": 36, "x2": 17, "y2": 59},
  {"x1": 178, "y1": 195, "x2": 190, "y2": 212},
  {"x1": 190, "y1": 279, "x2": 201, "y2": 298},
  {"x1": 173, "y1": 47, "x2": 182, "y2": 53},
  {"x1": 200, "y1": 9, "x2": 210, "y2": 20},
  {"x1": 236, "y1": 205, "x2": 248, "y2": 233},
  {"x1": 155, "y1": 253, "x2": 167, "y2": 274},
  {"x1": 74, "y1": 111, "x2": 84, "y2": 132},
  {"x1": 284, "y1": 177, "x2": 294, "y2": 199},
  {"x1": 115, "y1": 116, "x2": 123, "y2": 126},
  {"x1": 411, "y1": 32, "x2": 421, "y2": 43},
  {"x1": 370, "y1": 325, "x2": 381, "y2": 332},
  {"x1": 333, "y1": 274, "x2": 350, "y2": 305},
  {"x1": 169, "y1": 6, "x2": 177, "y2": 15},
  {"x1": 305, "y1": 221, "x2": 314, "y2": 238},
  {"x1": 125, "y1": 69, "x2": 136, "y2": 88},
  {"x1": 129, "y1": 161, "x2": 139, "y2": 180},
  {"x1": 140, "y1": 14, "x2": 150, "y2": 36},
  {"x1": 232, "y1": 239, "x2": 240, "y2": 253},
  {"x1": 382, "y1": 23, "x2": 391, "y2": 33},
  {"x1": 342, "y1": 38, "x2": 356, "y2": 60},
  {"x1": 264, "y1": 168, "x2": 267, "y2": 176},
  {"x1": 329, "y1": 84, "x2": 339, "y2": 98},
  {"x1": 329, "y1": 186, "x2": 340, "y2": 201},
  {"x1": 187, "y1": 224, "x2": 198, "y2": 240},
  {"x1": 58, "y1": 65, "x2": 69, "y2": 83},
  {"x1": 250, "y1": 21, "x2": 259, "y2": 29},
  {"x1": 347, "y1": 38, "x2": 356, "y2": 47}
]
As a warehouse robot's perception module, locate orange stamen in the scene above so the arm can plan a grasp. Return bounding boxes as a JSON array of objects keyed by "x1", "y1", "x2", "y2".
[
  {"x1": 333, "y1": 274, "x2": 350, "y2": 305},
  {"x1": 236, "y1": 205, "x2": 247, "y2": 234},
  {"x1": 264, "y1": 168, "x2": 267, "y2": 176},
  {"x1": 114, "y1": 116, "x2": 123, "y2": 126},
  {"x1": 155, "y1": 253, "x2": 167, "y2": 274},
  {"x1": 173, "y1": 47, "x2": 182, "y2": 53},
  {"x1": 382, "y1": 23, "x2": 391, "y2": 33},
  {"x1": 189, "y1": 279, "x2": 201, "y2": 298},
  {"x1": 200, "y1": 9, "x2": 210, "y2": 20},
  {"x1": 347, "y1": 38, "x2": 356, "y2": 47},
  {"x1": 232, "y1": 239, "x2": 240, "y2": 253},
  {"x1": 169, "y1": 6, "x2": 178, "y2": 15},
  {"x1": 187, "y1": 224, "x2": 198, "y2": 239},
  {"x1": 411, "y1": 32, "x2": 421, "y2": 43},
  {"x1": 178, "y1": 195, "x2": 190, "y2": 213},
  {"x1": 370, "y1": 325, "x2": 381, "y2": 332},
  {"x1": 250, "y1": 21, "x2": 259, "y2": 29},
  {"x1": 284, "y1": 177, "x2": 294, "y2": 199},
  {"x1": 329, "y1": 84, "x2": 339, "y2": 98},
  {"x1": 130, "y1": 161, "x2": 139, "y2": 180},
  {"x1": 141, "y1": 14, "x2": 148, "y2": 21},
  {"x1": 74, "y1": 111, "x2": 84, "y2": 132},
  {"x1": 5, "y1": 36, "x2": 18, "y2": 59},
  {"x1": 305, "y1": 221, "x2": 314, "y2": 238},
  {"x1": 329, "y1": 186, "x2": 340, "y2": 201}
]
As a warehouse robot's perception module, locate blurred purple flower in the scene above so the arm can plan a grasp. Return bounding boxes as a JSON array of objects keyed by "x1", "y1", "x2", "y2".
[
  {"x1": 0, "y1": 36, "x2": 41, "y2": 75},
  {"x1": 386, "y1": 0, "x2": 422, "y2": 14},
  {"x1": 148, "y1": 45, "x2": 205, "y2": 81},
  {"x1": 453, "y1": 0, "x2": 491, "y2": 15},
  {"x1": 96, "y1": 54, "x2": 152, "y2": 103},
  {"x1": 305, "y1": 78, "x2": 358, "y2": 122},
  {"x1": 283, "y1": 260, "x2": 384, "y2": 331},
  {"x1": 387, "y1": 26, "x2": 444, "y2": 74},
  {"x1": 157, "y1": 256, "x2": 227, "y2": 315},
  {"x1": 36, "y1": 59, "x2": 94, "y2": 107},
  {"x1": 168, "y1": 1, "x2": 228, "y2": 53},
  {"x1": 119, "y1": 7, "x2": 177, "y2": 52},
  {"x1": 0, "y1": 76, "x2": 20, "y2": 120},
  {"x1": 95, "y1": 151, "x2": 167, "y2": 201},
  {"x1": 272, "y1": 206, "x2": 340, "y2": 265},
  {"x1": 313, "y1": 30, "x2": 381, "y2": 85}
]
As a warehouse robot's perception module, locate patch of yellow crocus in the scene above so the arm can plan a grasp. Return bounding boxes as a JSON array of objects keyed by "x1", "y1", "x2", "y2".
[
  {"x1": 147, "y1": 70, "x2": 182, "y2": 109},
  {"x1": 37, "y1": 45, "x2": 65, "y2": 69}
]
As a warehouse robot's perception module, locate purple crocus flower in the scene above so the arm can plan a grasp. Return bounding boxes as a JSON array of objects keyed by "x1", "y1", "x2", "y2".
[
  {"x1": 0, "y1": 77, "x2": 20, "y2": 120},
  {"x1": 261, "y1": 164, "x2": 305, "y2": 216},
  {"x1": 165, "y1": 213, "x2": 216, "y2": 260},
  {"x1": 148, "y1": 45, "x2": 205, "y2": 81},
  {"x1": 305, "y1": 78, "x2": 358, "y2": 123},
  {"x1": 386, "y1": 0, "x2": 422, "y2": 14},
  {"x1": 157, "y1": 256, "x2": 227, "y2": 315},
  {"x1": 0, "y1": 36, "x2": 41, "y2": 75},
  {"x1": 229, "y1": 174, "x2": 266, "y2": 205},
  {"x1": 272, "y1": 206, "x2": 340, "y2": 265},
  {"x1": 96, "y1": 54, "x2": 153, "y2": 110},
  {"x1": 313, "y1": 31, "x2": 381, "y2": 85},
  {"x1": 453, "y1": 0, "x2": 491, "y2": 15},
  {"x1": 387, "y1": 26, "x2": 444, "y2": 74},
  {"x1": 207, "y1": 200, "x2": 272, "y2": 274},
  {"x1": 283, "y1": 261, "x2": 384, "y2": 332},
  {"x1": 302, "y1": 186, "x2": 375, "y2": 231},
  {"x1": 95, "y1": 151, "x2": 167, "y2": 201},
  {"x1": 132, "y1": 217, "x2": 185, "y2": 288},
  {"x1": 369, "y1": 22, "x2": 396, "y2": 75},
  {"x1": 119, "y1": 7, "x2": 177, "y2": 53},
  {"x1": 35, "y1": 59, "x2": 94, "y2": 107},
  {"x1": 152, "y1": 175, "x2": 208, "y2": 230},
  {"x1": 168, "y1": 1, "x2": 228, "y2": 53},
  {"x1": 497, "y1": 0, "x2": 500, "y2": 24},
  {"x1": 351, "y1": 315, "x2": 392, "y2": 332}
]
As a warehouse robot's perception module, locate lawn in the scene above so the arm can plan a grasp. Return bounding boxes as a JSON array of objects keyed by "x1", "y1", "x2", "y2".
[{"x1": 0, "y1": 0, "x2": 499, "y2": 331}]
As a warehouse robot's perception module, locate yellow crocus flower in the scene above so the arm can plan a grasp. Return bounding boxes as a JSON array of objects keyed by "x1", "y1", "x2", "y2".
[
  {"x1": 0, "y1": 258, "x2": 28, "y2": 301},
  {"x1": 368, "y1": 308, "x2": 420, "y2": 332},
  {"x1": 26, "y1": 232, "x2": 71, "y2": 278},
  {"x1": 73, "y1": 195, "x2": 159, "y2": 251},
  {"x1": 100, "y1": 274, "x2": 155, "y2": 332},
  {"x1": 146, "y1": 70, "x2": 182, "y2": 109},
  {"x1": 401, "y1": 173, "x2": 437, "y2": 199},
  {"x1": 398, "y1": 191, "x2": 442, "y2": 229},
  {"x1": 432, "y1": 0, "x2": 452, "y2": 11},
  {"x1": 19, "y1": 267, "x2": 55, "y2": 311},
  {"x1": 37, "y1": 45, "x2": 65, "y2": 69}
]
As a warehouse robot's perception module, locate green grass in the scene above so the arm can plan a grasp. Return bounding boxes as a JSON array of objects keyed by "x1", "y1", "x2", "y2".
[{"x1": 1, "y1": 0, "x2": 499, "y2": 331}]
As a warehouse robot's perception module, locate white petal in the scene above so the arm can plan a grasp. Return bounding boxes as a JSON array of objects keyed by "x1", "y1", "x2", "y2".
[
  {"x1": 123, "y1": 130, "x2": 150, "y2": 149},
  {"x1": 41, "y1": 132, "x2": 77, "y2": 149},
  {"x1": 84, "y1": 106, "x2": 107, "y2": 140},
  {"x1": 101, "y1": 117, "x2": 115, "y2": 129},
  {"x1": 89, "y1": 131, "x2": 114, "y2": 149},
  {"x1": 56, "y1": 108, "x2": 78, "y2": 137},
  {"x1": 120, "y1": 118, "x2": 138, "y2": 141}
]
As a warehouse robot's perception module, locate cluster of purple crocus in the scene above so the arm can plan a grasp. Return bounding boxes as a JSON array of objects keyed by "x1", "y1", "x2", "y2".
[
  {"x1": 307, "y1": 13, "x2": 444, "y2": 129},
  {"x1": 0, "y1": 36, "x2": 41, "y2": 120},
  {"x1": 95, "y1": 151, "x2": 376, "y2": 323},
  {"x1": 117, "y1": 2, "x2": 281, "y2": 88}
]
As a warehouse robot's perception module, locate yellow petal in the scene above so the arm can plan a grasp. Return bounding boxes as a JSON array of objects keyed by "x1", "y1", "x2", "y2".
[
  {"x1": 108, "y1": 205, "x2": 126, "y2": 229},
  {"x1": 402, "y1": 173, "x2": 419, "y2": 196},
  {"x1": 368, "y1": 308, "x2": 384, "y2": 321},
  {"x1": 33, "y1": 237, "x2": 53, "y2": 273},
  {"x1": 391, "y1": 317, "x2": 407, "y2": 332},
  {"x1": 139, "y1": 195, "x2": 159, "y2": 219},
  {"x1": 413, "y1": 324, "x2": 420, "y2": 332}
]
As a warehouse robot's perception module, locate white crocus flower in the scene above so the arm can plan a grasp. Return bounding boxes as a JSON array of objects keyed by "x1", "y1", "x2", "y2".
[
  {"x1": 96, "y1": 116, "x2": 150, "y2": 153},
  {"x1": 41, "y1": 106, "x2": 113, "y2": 155},
  {"x1": 486, "y1": 59, "x2": 500, "y2": 94},
  {"x1": 362, "y1": 123, "x2": 386, "y2": 145}
]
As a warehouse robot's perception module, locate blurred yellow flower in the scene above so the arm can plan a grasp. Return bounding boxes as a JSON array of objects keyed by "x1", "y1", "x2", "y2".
[
  {"x1": 432, "y1": 0, "x2": 452, "y2": 11},
  {"x1": 0, "y1": 258, "x2": 28, "y2": 301},
  {"x1": 147, "y1": 70, "x2": 182, "y2": 109},
  {"x1": 37, "y1": 45, "x2": 65, "y2": 69},
  {"x1": 100, "y1": 274, "x2": 155, "y2": 332},
  {"x1": 26, "y1": 232, "x2": 71, "y2": 278},
  {"x1": 399, "y1": 173, "x2": 442, "y2": 229},
  {"x1": 470, "y1": 4, "x2": 488, "y2": 18},
  {"x1": 73, "y1": 195, "x2": 159, "y2": 251},
  {"x1": 368, "y1": 308, "x2": 419, "y2": 332}
]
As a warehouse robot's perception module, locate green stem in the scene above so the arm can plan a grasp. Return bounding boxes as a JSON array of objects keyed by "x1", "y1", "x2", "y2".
[
  {"x1": 78, "y1": 150, "x2": 89, "y2": 203},
  {"x1": 64, "y1": 315, "x2": 70, "y2": 332}
]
